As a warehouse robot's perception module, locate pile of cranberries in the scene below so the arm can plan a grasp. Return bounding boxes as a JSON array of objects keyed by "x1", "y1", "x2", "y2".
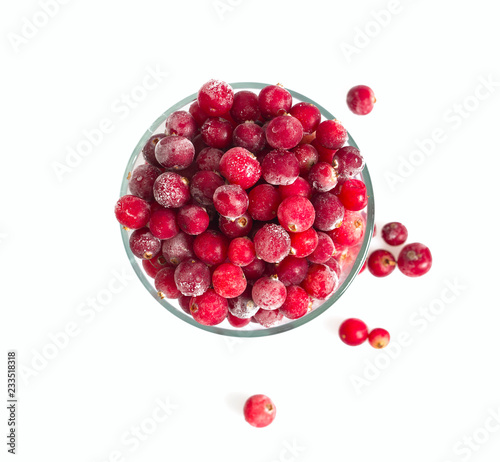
[{"x1": 115, "y1": 79, "x2": 371, "y2": 329}]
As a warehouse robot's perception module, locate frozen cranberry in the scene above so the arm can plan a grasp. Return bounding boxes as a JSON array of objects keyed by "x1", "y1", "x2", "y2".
[
  {"x1": 154, "y1": 267, "x2": 181, "y2": 299},
  {"x1": 176, "y1": 204, "x2": 209, "y2": 235},
  {"x1": 275, "y1": 256, "x2": 308, "y2": 286},
  {"x1": 149, "y1": 208, "x2": 179, "y2": 240},
  {"x1": 290, "y1": 228, "x2": 318, "y2": 258},
  {"x1": 265, "y1": 115, "x2": 303, "y2": 150},
  {"x1": 329, "y1": 210, "x2": 364, "y2": 247},
  {"x1": 310, "y1": 138, "x2": 337, "y2": 164},
  {"x1": 338, "y1": 179, "x2": 368, "y2": 211},
  {"x1": 190, "y1": 170, "x2": 225, "y2": 206},
  {"x1": 261, "y1": 149, "x2": 300, "y2": 185},
  {"x1": 244, "y1": 394, "x2": 276, "y2": 427},
  {"x1": 162, "y1": 232, "x2": 195, "y2": 266},
  {"x1": 189, "y1": 100, "x2": 209, "y2": 127},
  {"x1": 312, "y1": 193, "x2": 345, "y2": 231},
  {"x1": 381, "y1": 222, "x2": 408, "y2": 246},
  {"x1": 279, "y1": 285, "x2": 310, "y2": 320},
  {"x1": 232, "y1": 122, "x2": 266, "y2": 153},
  {"x1": 165, "y1": 111, "x2": 198, "y2": 139},
  {"x1": 190, "y1": 288, "x2": 228, "y2": 326},
  {"x1": 242, "y1": 257, "x2": 266, "y2": 280},
  {"x1": 115, "y1": 195, "x2": 150, "y2": 229},
  {"x1": 277, "y1": 196, "x2": 315, "y2": 233},
  {"x1": 367, "y1": 249, "x2": 396, "y2": 277},
  {"x1": 142, "y1": 253, "x2": 169, "y2": 278},
  {"x1": 309, "y1": 162, "x2": 338, "y2": 192},
  {"x1": 308, "y1": 232, "x2": 335, "y2": 264},
  {"x1": 228, "y1": 287, "x2": 259, "y2": 319},
  {"x1": 324, "y1": 256, "x2": 341, "y2": 278},
  {"x1": 292, "y1": 144, "x2": 319, "y2": 175},
  {"x1": 339, "y1": 318, "x2": 368, "y2": 346},
  {"x1": 227, "y1": 311, "x2": 251, "y2": 328},
  {"x1": 213, "y1": 184, "x2": 249, "y2": 219},
  {"x1": 252, "y1": 276, "x2": 286, "y2": 310},
  {"x1": 279, "y1": 176, "x2": 312, "y2": 200},
  {"x1": 129, "y1": 228, "x2": 161, "y2": 260},
  {"x1": 219, "y1": 212, "x2": 253, "y2": 238},
  {"x1": 347, "y1": 85, "x2": 376, "y2": 115},
  {"x1": 219, "y1": 147, "x2": 261, "y2": 189},
  {"x1": 397, "y1": 243, "x2": 432, "y2": 277},
  {"x1": 129, "y1": 164, "x2": 161, "y2": 202},
  {"x1": 142, "y1": 133, "x2": 166, "y2": 168},
  {"x1": 248, "y1": 184, "x2": 281, "y2": 221},
  {"x1": 301, "y1": 263, "x2": 336, "y2": 300},
  {"x1": 197, "y1": 79, "x2": 234, "y2": 117},
  {"x1": 212, "y1": 262, "x2": 247, "y2": 298},
  {"x1": 228, "y1": 237, "x2": 256, "y2": 267},
  {"x1": 253, "y1": 308, "x2": 284, "y2": 328},
  {"x1": 258, "y1": 84, "x2": 292, "y2": 119},
  {"x1": 332, "y1": 146, "x2": 365, "y2": 179},
  {"x1": 155, "y1": 135, "x2": 195, "y2": 170},
  {"x1": 178, "y1": 295, "x2": 192, "y2": 315},
  {"x1": 201, "y1": 117, "x2": 233, "y2": 149},
  {"x1": 153, "y1": 172, "x2": 190, "y2": 208},
  {"x1": 254, "y1": 223, "x2": 291, "y2": 263},
  {"x1": 368, "y1": 328, "x2": 390, "y2": 349},
  {"x1": 289, "y1": 102, "x2": 321, "y2": 134},
  {"x1": 315, "y1": 119, "x2": 348, "y2": 150},
  {"x1": 174, "y1": 258, "x2": 210, "y2": 296},
  {"x1": 193, "y1": 230, "x2": 228, "y2": 266},
  {"x1": 230, "y1": 90, "x2": 260, "y2": 123},
  {"x1": 196, "y1": 147, "x2": 224, "y2": 171}
]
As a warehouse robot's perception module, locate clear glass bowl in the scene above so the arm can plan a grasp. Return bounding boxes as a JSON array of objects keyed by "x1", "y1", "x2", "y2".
[{"x1": 120, "y1": 82, "x2": 375, "y2": 337}]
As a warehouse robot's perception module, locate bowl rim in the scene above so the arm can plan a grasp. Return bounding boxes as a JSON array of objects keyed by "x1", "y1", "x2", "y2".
[{"x1": 120, "y1": 81, "x2": 374, "y2": 337}]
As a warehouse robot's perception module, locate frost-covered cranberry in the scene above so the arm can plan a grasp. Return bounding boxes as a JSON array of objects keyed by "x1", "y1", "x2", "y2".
[
  {"x1": 308, "y1": 162, "x2": 338, "y2": 192},
  {"x1": 279, "y1": 285, "x2": 310, "y2": 320},
  {"x1": 242, "y1": 257, "x2": 266, "y2": 280},
  {"x1": 329, "y1": 210, "x2": 365, "y2": 247},
  {"x1": 381, "y1": 222, "x2": 408, "y2": 246},
  {"x1": 189, "y1": 100, "x2": 209, "y2": 127},
  {"x1": 232, "y1": 122, "x2": 266, "y2": 153},
  {"x1": 190, "y1": 288, "x2": 228, "y2": 326},
  {"x1": 339, "y1": 318, "x2": 368, "y2": 346},
  {"x1": 190, "y1": 171, "x2": 224, "y2": 206},
  {"x1": 165, "y1": 110, "x2": 198, "y2": 139},
  {"x1": 115, "y1": 195, "x2": 151, "y2": 229},
  {"x1": 129, "y1": 164, "x2": 161, "y2": 201},
  {"x1": 227, "y1": 312, "x2": 251, "y2": 328},
  {"x1": 193, "y1": 230, "x2": 228, "y2": 266},
  {"x1": 332, "y1": 146, "x2": 365, "y2": 179},
  {"x1": 228, "y1": 237, "x2": 256, "y2": 267},
  {"x1": 197, "y1": 79, "x2": 234, "y2": 117},
  {"x1": 312, "y1": 193, "x2": 345, "y2": 231},
  {"x1": 289, "y1": 102, "x2": 321, "y2": 134},
  {"x1": 338, "y1": 179, "x2": 368, "y2": 211},
  {"x1": 301, "y1": 263, "x2": 336, "y2": 300},
  {"x1": 219, "y1": 212, "x2": 253, "y2": 238},
  {"x1": 142, "y1": 133, "x2": 166, "y2": 168},
  {"x1": 290, "y1": 228, "x2": 318, "y2": 258},
  {"x1": 162, "y1": 232, "x2": 195, "y2": 266},
  {"x1": 279, "y1": 176, "x2": 312, "y2": 200},
  {"x1": 176, "y1": 204, "x2": 209, "y2": 235},
  {"x1": 230, "y1": 90, "x2": 260, "y2": 123},
  {"x1": 244, "y1": 394, "x2": 277, "y2": 427},
  {"x1": 324, "y1": 256, "x2": 341, "y2": 278},
  {"x1": 212, "y1": 262, "x2": 247, "y2": 298},
  {"x1": 277, "y1": 196, "x2": 315, "y2": 233},
  {"x1": 154, "y1": 267, "x2": 181, "y2": 299},
  {"x1": 265, "y1": 115, "x2": 303, "y2": 150},
  {"x1": 367, "y1": 249, "x2": 397, "y2": 277},
  {"x1": 196, "y1": 147, "x2": 224, "y2": 171},
  {"x1": 368, "y1": 328, "x2": 390, "y2": 349},
  {"x1": 397, "y1": 243, "x2": 432, "y2": 277},
  {"x1": 213, "y1": 184, "x2": 249, "y2": 219},
  {"x1": 292, "y1": 144, "x2": 319, "y2": 175},
  {"x1": 315, "y1": 119, "x2": 348, "y2": 150},
  {"x1": 149, "y1": 208, "x2": 179, "y2": 240},
  {"x1": 261, "y1": 149, "x2": 300, "y2": 185},
  {"x1": 129, "y1": 228, "x2": 161, "y2": 260},
  {"x1": 347, "y1": 85, "x2": 376, "y2": 115},
  {"x1": 228, "y1": 287, "x2": 259, "y2": 319},
  {"x1": 275, "y1": 256, "x2": 308, "y2": 286},
  {"x1": 201, "y1": 117, "x2": 233, "y2": 149},
  {"x1": 174, "y1": 258, "x2": 210, "y2": 296},
  {"x1": 142, "y1": 253, "x2": 170, "y2": 278},
  {"x1": 308, "y1": 232, "x2": 335, "y2": 264},
  {"x1": 254, "y1": 224, "x2": 291, "y2": 263},
  {"x1": 153, "y1": 172, "x2": 190, "y2": 208},
  {"x1": 219, "y1": 147, "x2": 261, "y2": 189},
  {"x1": 253, "y1": 308, "x2": 284, "y2": 328},
  {"x1": 258, "y1": 84, "x2": 292, "y2": 119},
  {"x1": 252, "y1": 276, "x2": 286, "y2": 310},
  {"x1": 155, "y1": 135, "x2": 195, "y2": 170},
  {"x1": 248, "y1": 184, "x2": 281, "y2": 221}
]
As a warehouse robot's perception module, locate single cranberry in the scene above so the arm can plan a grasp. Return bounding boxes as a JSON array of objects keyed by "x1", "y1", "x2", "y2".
[
  {"x1": 243, "y1": 394, "x2": 277, "y2": 427},
  {"x1": 190, "y1": 288, "x2": 228, "y2": 326},
  {"x1": 315, "y1": 119, "x2": 347, "y2": 150},
  {"x1": 347, "y1": 85, "x2": 376, "y2": 115},
  {"x1": 142, "y1": 253, "x2": 170, "y2": 278},
  {"x1": 397, "y1": 243, "x2": 432, "y2": 277},
  {"x1": 311, "y1": 138, "x2": 338, "y2": 164},
  {"x1": 176, "y1": 204, "x2": 210, "y2": 235},
  {"x1": 275, "y1": 256, "x2": 309, "y2": 286},
  {"x1": 290, "y1": 228, "x2": 318, "y2": 258},
  {"x1": 165, "y1": 110, "x2": 198, "y2": 139},
  {"x1": 228, "y1": 237, "x2": 256, "y2": 267},
  {"x1": 193, "y1": 230, "x2": 229, "y2": 266},
  {"x1": 301, "y1": 263, "x2": 337, "y2": 300},
  {"x1": 219, "y1": 147, "x2": 261, "y2": 189},
  {"x1": 338, "y1": 179, "x2": 368, "y2": 211},
  {"x1": 289, "y1": 102, "x2": 321, "y2": 134},
  {"x1": 174, "y1": 258, "x2": 211, "y2": 296},
  {"x1": 197, "y1": 79, "x2": 234, "y2": 117},
  {"x1": 228, "y1": 287, "x2": 259, "y2": 319},
  {"x1": 279, "y1": 176, "x2": 312, "y2": 200},
  {"x1": 230, "y1": 90, "x2": 261, "y2": 123},
  {"x1": 368, "y1": 328, "x2": 390, "y2": 349},
  {"x1": 189, "y1": 100, "x2": 209, "y2": 127},
  {"x1": 219, "y1": 212, "x2": 253, "y2": 238},
  {"x1": 254, "y1": 224, "x2": 291, "y2": 263},
  {"x1": 129, "y1": 164, "x2": 161, "y2": 201},
  {"x1": 227, "y1": 311, "x2": 251, "y2": 328},
  {"x1": 129, "y1": 227, "x2": 161, "y2": 260},
  {"x1": 279, "y1": 285, "x2": 310, "y2": 320},
  {"x1": 162, "y1": 232, "x2": 195, "y2": 266},
  {"x1": 201, "y1": 117, "x2": 233, "y2": 149},
  {"x1": 308, "y1": 232, "x2": 335, "y2": 264},
  {"x1": 190, "y1": 170, "x2": 225, "y2": 206},
  {"x1": 114, "y1": 195, "x2": 150, "y2": 229},
  {"x1": 142, "y1": 133, "x2": 166, "y2": 168},
  {"x1": 153, "y1": 172, "x2": 190, "y2": 208},
  {"x1": 155, "y1": 135, "x2": 195, "y2": 170},
  {"x1": 232, "y1": 122, "x2": 266, "y2": 153},
  {"x1": 195, "y1": 147, "x2": 224, "y2": 171},
  {"x1": 253, "y1": 308, "x2": 284, "y2": 328},
  {"x1": 308, "y1": 162, "x2": 338, "y2": 192},
  {"x1": 212, "y1": 262, "x2": 247, "y2": 298},
  {"x1": 265, "y1": 115, "x2": 303, "y2": 150},
  {"x1": 213, "y1": 184, "x2": 249, "y2": 219},
  {"x1": 277, "y1": 196, "x2": 315, "y2": 233},
  {"x1": 339, "y1": 318, "x2": 368, "y2": 346},
  {"x1": 329, "y1": 210, "x2": 364, "y2": 247},
  {"x1": 178, "y1": 295, "x2": 192, "y2": 315},
  {"x1": 292, "y1": 144, "x2": 319, "y2": 175},
  {"x1": 248, "y1": 184, "x2": 281, "y2": 221},
  {"x1": 311, "y1": 193, "x2": 345, "y2": 231},
  {"x1": 242, "y1": 257, "x2": 266, "y2": 280},
  {"x1": 258, "y1": 84, "x2": 292, "y2": 119},
  {"x1": 261, "y1": 149, "x2": 300, "y2": 185},
  {"x1": 332, "y1": 146, "x2": 365, "y2": 179},
  {"x1": 149, "y1": 208, "x2": 179, "y2": 240},
  {"x1": 154, "y1": 267, "x2": 181, "y2": 299},
  {"x1": 252, "y1": 276, "x2": 287, "y2": 310},
  {"x1": 367, "y1": 249, "x2": 397, "y2": 277},
  {"x1": 381, "y1": 222, "x2": 408, "y2": 246},
  {"x1": 324, "y1": 256, "x2": 341, "y2": 278}
]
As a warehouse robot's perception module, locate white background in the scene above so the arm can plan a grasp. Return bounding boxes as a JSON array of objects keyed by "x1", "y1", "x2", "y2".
[{"x1": 2, "y1": 0, "x2": 500, "y2": 461}]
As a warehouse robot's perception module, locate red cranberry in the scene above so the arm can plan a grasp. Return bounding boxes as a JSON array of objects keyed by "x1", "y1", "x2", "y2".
[
  {"x1": 397, "y1": 243, "x2": 432, "y2": 277},
  {"x1": 228, "y1": 287, "x2": 259, "y2": 319},
  {"x1": 153, "y1": 172, "x2": 190, "y2": 208},
  {"x1": 292, "y1": 144, "x2": 319, "y2": 175},
  {"x1": 265, "y1": 115, "x2": 303, "y2": 150},
  {"x1": 149, "y1": 208, "x2": 179, "y2": 240},
  {"x1": 232, "y1": 122, "x2": 266, "y2": 153},
  {"x1": 129, "y1": 227, "x2": 161, "y2": 260},
  {"x1": 227, "y1": 311, "x2": 251, "y2": 328},
  {"x1": 289, "y1": 102, "x2": 321, "y2": 134},
  {"x1": 329, "y1": 210, "x2": 365, "y2": 247},
  {"x1": 189, "y1": 100, "x2": 209, "y2": 127},
  {"x1": 347, "y1": 85, "x2": 376, "y2": 115},
  {"x1": 154, "y1": 267, "x2": 181, "y2": 299},
  {"x1": 381, "y1": 222, "x2": 408, "y2": 246},
  {"x1": 219, "y1": 147, "x2": 261, "y2": 189},
  {"x1": 324, "y1": 256, "x2": 341, "y2": 278},
  {"x1": 275, "y1": 256, "x2": 308, "y2": 286},
  {"x1": 178, "y1": 295, "x2": 192, "y2": 315},
  {"x1": 252, "y1": 276, "x2": 287, "y2": 310},
  {"x1": 277, "y1": 196, "x2": 315, "y2": 233},
  {"x1": 165, "y1": 110, "x2": 198, "y2": 139},
  {"x1": 190, "y1": 288, "x2": 228, "y2": 326},
  {"x1": 213, "y1": 184, "x2": 249, "y2": 219},
  {"x1": 258, "y1": 84, "x2": 292, "y2": 119},
  {"x1": 115, "y1": 195, "x2": 150, "y2": 229},
  {"x1": 311, "y1": 138, "x2": 338, "y2": 164},
  {"x1": 142, "y1": 253, "x2": 170, "y2": 278},
  {"x1": 142, "y1": 133, "x2": 166, "y2": 168},
  {"x1": 338, "y1": 179, "x2": 368, "y2": 211},
  {"x1": 243, "y1": 394, "x2": 277, "y2": 428},
  {"x1": 219, "y1": 212, "x2": 253, "y2": 238},
  {"x1": 248, "y1": 184, "x2": 281, "y2": 221},
  {"x1": 315, "y1": 119, "x2": 348, "y2": 150},
  {"x1": 129, "y1": 164, "x2": 161, "y2": 201},
  {"x1": 308, "y1": 162, "x2": 338, "y2": 192},
  {"x1": 308, "y1": 232, "x2": 335, "y2": 264},
  {"x1": 242, "y1": 257, "x2": 266, "y2": 281},
  {"x1": 290, "y1": 227, "x2": 318, "y2": 258},
  {"x1": 279, "y1": 176, "x2": 312, "y2": 200},
  {"x1": 228, "y1": 237, "x2": 256, "y2": 267},
  {"x1": 332, "y1": 146, "x2": 365, "y2": 179},
  {"x1": 162, "y1": 232, "x2": 195, "y2": 266},
  {"x1": 253, "y1": 308, "x2": 284, "y2": 328},
  {"x1": 301, "y1": 263, "x2": 337, "y2": 300},
  {"x1": 195, "y1": 147, "x2": 224, "y2": 171},
  {"x1": 230, "y1": 90, "x2": 260, "y2": 123},
  {"x1": 311, "y1": 193, "x2": 345, "y2": 231},
  {"x1": 190, "y1": 171, "x2": 225, "y2": 206},
  {"x1": 212, "y1": 262, "x2": 247, "y2": 298},
  {"x1": 176, "y1": 204, "x2": 210, "y2": 235},
  {"x1": 261, "y1": 149, "x2": 300, "y2": 185},
  {"x1": 339, "y1": 318, "x2": 368, "y2": 346},
  {"x1": 368, "y1": 328, "x2": 390, "y2": 349},
  {"x1": 254, "y1": 223, "x2": 291, "y2": 263},
  {"x1": 367, "y1": 249, "x2": 397, "y2": 277},
  {"x1": 193, "y1": 230, "x2": 228, "y2": 266},
  {"x1": 174, "y1": 258, "x2": 210, "y2": 296},
  {"x1": 155, "y1": 135, "x2": 195, "y2": 170},
  {"x1": 197, "y1": 79, "x2": 234, "y2": 117},
  {"x1": 279, "y1": 285, "x2": 310, "y2": 320},
  {"x1": 201, "y1": 117, "x2": 233, "y2": 149}
]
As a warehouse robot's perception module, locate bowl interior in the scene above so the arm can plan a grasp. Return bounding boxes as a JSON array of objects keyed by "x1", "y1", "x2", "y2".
[{"x1": 120, "y1": 82, "x2": 374, "y2": 337}]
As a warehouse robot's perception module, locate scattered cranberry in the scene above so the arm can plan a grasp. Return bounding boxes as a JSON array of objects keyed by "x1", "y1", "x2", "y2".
[
  {"x1": 243, "y1": 394, "x2": 276, "y2": 428},
  {"x1": 346, "y1": 85, "x2": 376, "y2": 115},
  {"x1": 115, "y1": 195, "x2": 151, "y2": 230},
  {"x1": 397, "y1": 243, "x2": 432, "y2": 277},
  {"x1": 338, "y1": 179, "x2": 368, "y2": 211},
  {"x1": 368, "y1": 328, "x2": 390, "y2": 349},
  {"x1": 367, "y1": 249, "x2": 397, "y2": 277},
  {"x1": 190, "y1": 288, "x2": 228, "y2": 326},
  {"x1": 197, "y1": 79, "x2": 234, "y2": 117},
  {"x1": 381, "y1": 222, "x2": 408, "y2": 246},
  {"x1": 338, "y1": 318, "x2": 368, "y2": 346},
  {"x1": 315, "y1": 119, "x2": 348, "y2": 150}
]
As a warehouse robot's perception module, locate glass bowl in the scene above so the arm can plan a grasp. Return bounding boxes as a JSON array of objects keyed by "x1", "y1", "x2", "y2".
[{"x1": 120, "y1": 82, "x2": 374, "y2": 337}]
